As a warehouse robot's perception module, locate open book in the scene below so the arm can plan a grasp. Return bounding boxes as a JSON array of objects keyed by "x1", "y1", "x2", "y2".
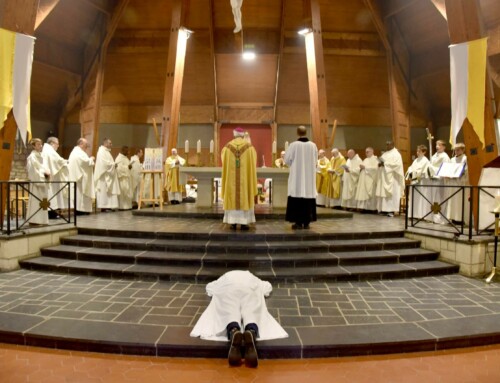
[{"x1": 436, "y1": 162, "x2": 466, "y2": 178}]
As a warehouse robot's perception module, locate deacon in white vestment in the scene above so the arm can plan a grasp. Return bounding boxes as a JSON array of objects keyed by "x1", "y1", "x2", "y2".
[
  {"x1": 26, "y1": 138, "x2": 50, "y2": 225},
  {"x1": 445, "y1": 143, "x2": 469, "y2": 223},
  {"x1": 94, "y1": 138, "x2": 120, "y2": 211},
  {"x1": 130, "y1": 149, "x2": 143, "y2": 206},
  {"x1": 341, "y1": 149, "x2": 362, "y2": 209},
  {"x1": 115, "y1": 146, "x2": 133, "y2": 210},
  {"x1": 284, "y1": 126, "x2": 318, "y2": 229},
  {"x1": 405, "y1": 145, "x2": 431, "y2": 219},
  {"x1": 190, "y1": 270, "x2": 288, "y2": 366},
  {"x1": 68, "y1": 138, "x2": 95, "y2": 214},
  {"x1": 375, "y1": 141, "x2": 405, "y2": 217},
  {"x1": 428, "y1": 139, "x2": 450, "y2": 224},
  {"x1": 42, "y1": 137, "x2": 69, "y2": 214},
  {"x1": 355, "y1": 147, "x2": 379, "y2": 212}
]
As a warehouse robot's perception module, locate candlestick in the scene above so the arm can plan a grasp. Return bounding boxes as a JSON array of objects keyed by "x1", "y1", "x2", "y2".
[
  {"x1": 494, "y1": 194, "x2": 500, "y2": 213},
  {"x1": 210, "y1": 139, "x2": 214, "y2": 154},
  {"x1": 185, "y1": 140, "x2": 189, "y2": 154},
  {"x1": 285, "y1": 141, "x2": 289, "y2": 151},
  {"x1": 197, "y1": 139, "x2": 201, "y2": 153},
  {"x1": 272, "y1": 140, "x2": 277, "y2": 154}
]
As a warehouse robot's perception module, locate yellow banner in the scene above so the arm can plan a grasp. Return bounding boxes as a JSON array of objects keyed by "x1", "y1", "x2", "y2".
[{"x1": 0, "y1": 28, "x2": 16, "y2": 130}]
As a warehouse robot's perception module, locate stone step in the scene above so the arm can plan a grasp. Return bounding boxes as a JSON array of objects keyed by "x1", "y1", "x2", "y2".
[
  {"x1": 20, "y1": 256, "x2": 458, "y2": 283},
  {"x1": 59, "y1": 234, "x2": 420, "y2": 254}
]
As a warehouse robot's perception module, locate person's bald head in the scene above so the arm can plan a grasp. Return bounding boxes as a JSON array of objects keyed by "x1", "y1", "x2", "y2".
[
  {"x1": 347, "y1": 149, "x2": 355, "y2": 159},
  {"x1": 331, "y1": 148, "x2": 339, "y2": 157},
  {"x1": 297, "y1": 125, "x2": 307, "y2": 137},
  {"x1": 318, "y1": 149, "x2": 325, "y2": 158}
]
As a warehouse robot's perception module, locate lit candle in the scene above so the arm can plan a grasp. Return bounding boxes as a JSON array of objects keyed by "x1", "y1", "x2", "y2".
[
  {"x1": 285, "y1": 141, "x2": 289, "y2": 151},
  {"x1": 272, "y1": 140, "x2": 277, "y2": 154},
  {"x1": 210, "y1": 140, "x2": 214, "y2": 153},
  {"x1": 185, "y1": 140, "x2": 189, "y2": 153},
  {"x1": 197, "y1": 139, "x2": 201, "y2": 153}
]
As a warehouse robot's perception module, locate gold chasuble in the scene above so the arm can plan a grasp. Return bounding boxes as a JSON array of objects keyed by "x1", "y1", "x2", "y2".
[
  {"x1": 221, "y1": 137, "x2": 258, "y2": 211},
  {"x1": 327, "y1": 155, "x2": 346, "y2": 200},
  {"x1": 164, "y1": 155, "x2": 185, "y2": 193},
  {"x1": 316, "y1": 157, "x2": 330, "y2": 196}
]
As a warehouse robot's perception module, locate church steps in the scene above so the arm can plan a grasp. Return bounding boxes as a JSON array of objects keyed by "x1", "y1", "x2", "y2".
[{"x1": 19, "y1": 227, "x2": 458, "y2": 282}]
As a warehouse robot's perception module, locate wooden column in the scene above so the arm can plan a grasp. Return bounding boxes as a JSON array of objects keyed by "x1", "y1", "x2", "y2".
[
  {"x1": 79, "y1": 0, "x2": 129, "y2": 155},
  {"x1": 445, "y1": 0, "x2": 498, "y2": 186},
  {"x1": 304, "y1": 0, "x2": 328, "y2": 150},
  {"x1": 364, "y1": 0, "x2": 412, "y2": 169},
  {"x1": 0, "y1": 0, "x2": 39, "y2": 225},
  {"x1": 162, "y1": 0, "x2": 187, "y2": 154}
]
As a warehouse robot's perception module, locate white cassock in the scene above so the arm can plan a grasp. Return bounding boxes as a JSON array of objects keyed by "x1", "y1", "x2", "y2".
[
  {"x1": 445, "y1": 154, "x2": 469, "y2": 222},
  {"x1": 405, "y1": 156, "x2": 431, "y2": 219},
  {"x1": 341, "y1": 154, "x2": 362, "y2": 209},
  {"x1": 68, "y1": 146, "x2": 95, "y2": 213},
  {"x1": 26, "y1": 151, "x2": 49, "y2": 225},
  {"x1": 355, "y1": 155, "x2": 379, "y2": 211},
  {"x1": 115, "y1": 153, "x2": 133, "y2": 210},
  {"x1": 130, "y1": 154, "x2": 142, "y2": 203},
  {"x1": 94, "y1": 145, "x2": 120, "y2": 209},
  {"x1": 428, "y1": 151, "x2": 450, "y2": 224},
  {"x1": 190, "y1": 270, "x2": 288, "y2": 342},
  {"x1": 42, "y1": 143, "x2": 69, "y2": 210},
  {"x1": 375, "y1": 147, "x2": 405, "y2": 213}
]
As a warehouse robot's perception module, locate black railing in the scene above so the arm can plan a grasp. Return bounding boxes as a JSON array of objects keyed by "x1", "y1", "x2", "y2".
[
  {"x1": 1, "y1": 180, "x2": 77, "y2": 235},
  {"x1": 405, "y1": 184, "x2": 500, "y2": 240}
]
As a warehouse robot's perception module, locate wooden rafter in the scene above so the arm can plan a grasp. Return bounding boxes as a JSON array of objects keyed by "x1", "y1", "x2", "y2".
[
  {"x1": 35, "y1": 0, "x2": 61, "y2": 30},
  {"x1": 272, "y1": 0, "x2": 286, "y2": 124}
]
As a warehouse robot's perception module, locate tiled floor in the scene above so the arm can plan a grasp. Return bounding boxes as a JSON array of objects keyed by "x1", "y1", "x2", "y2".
[{"x1": 1, "y1": 342, "x2": 500, "y2": 383}]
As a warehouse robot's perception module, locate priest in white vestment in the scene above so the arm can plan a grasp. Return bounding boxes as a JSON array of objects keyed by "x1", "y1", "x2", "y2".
[
  {"x1": 445, "y1": 143, "x2": 469, "y2": 223},
  {"x1": 375, "y1": 141, "x2": 405, "y2": 217},
  {"x1": 115, "y1": 146, "x2": 133, "y2": 210},
  {"x1": 94, "y1": 138, "x2": 120, "y2": 211},
  {"x1": 355, "y1": 147, "x2": 379, "y2": 212},
  {"x1": 68, "y1": 138, "x2": 95, "y2": 214},
  {"x1": 428, "y1": 139, "x2": 450, "y2": 224},
  {"x1": 405, "y1": 145, "x2": 431, "y2": 219},
  {"x1": 42, "y1": 137, "x2": 69, "y2": 216},
  {"x1": 130, "y1": 149, "x2": 143, "y2": 206},
  {"x1": 26, "y1": 138, "x2": 50, "y2": 225},
  {"x1": 191, "y1": 270, "x2": 288, "y2": 367},
  {"x1": 341, "y1": 149, "x2": 362, "y2": 209},
  {"x1": 284, "y1": 126, "x2": 318, "y2": 229}
]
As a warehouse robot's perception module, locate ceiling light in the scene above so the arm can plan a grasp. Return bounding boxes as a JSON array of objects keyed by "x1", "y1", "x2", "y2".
[
  {"x1": 298, "y1": 28, "x2": 312, "y2": 36},
  {"x1": 242, "y1": 51, "x2": 256, "y2": 60}
]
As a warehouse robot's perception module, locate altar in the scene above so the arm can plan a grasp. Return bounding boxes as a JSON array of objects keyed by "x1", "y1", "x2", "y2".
[{"x1": 180, "y1": 167, "x2": 290, "y2": 208}]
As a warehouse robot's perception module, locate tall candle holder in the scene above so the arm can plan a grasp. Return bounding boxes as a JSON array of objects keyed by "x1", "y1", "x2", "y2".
[{"x1": 185, "y1": 149, "x2": 189, "y2": 166}]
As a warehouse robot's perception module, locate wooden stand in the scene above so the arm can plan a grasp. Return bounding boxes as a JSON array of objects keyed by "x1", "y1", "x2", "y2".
[{"x1": 137, "y1": 171, "x2": 164, "y2": 210}]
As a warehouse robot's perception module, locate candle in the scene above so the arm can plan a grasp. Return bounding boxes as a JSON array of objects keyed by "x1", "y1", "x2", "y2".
[
  {"x1": 285, "y1": 141, "x2": 289, "y2": 151},
  {"x1": 210, "y1": 140, "x2": 214, "y2": 153},
  {"x1": 495, "y1": 194, "x2": 500, "y2": 213},
  {"x1": 272, "y1": 140, "x2": 277, "y2": 154},
  {"x1": 197, "y1": 139, "x2": 201, "y2": 153},
  {"x1": 185, "y1": 140, "x2": 189, "y2": 153}
]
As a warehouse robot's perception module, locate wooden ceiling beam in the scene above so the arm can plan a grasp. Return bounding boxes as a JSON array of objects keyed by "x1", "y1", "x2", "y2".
[
  {"x1": 429, "y1": 0, "x2": 447, "y2": 19},
  {"x1": 80, "y1": 0, "x2": 111, "y2": 16},
  {"x1": 33, "y1": 38, "x2": 82, "y2": 76},
  {"x1": 487, "y1": 24, "x2": 500, "y2": 57},
  {"x1": 383, "y1": 0, "x2": 419, "y2": 19},
  {"x1": 35, "y1": 0, "x2": 61, "y2": 30},
  {"x1": 411, "y1": 45, "x2": 449, "y2": 79}
]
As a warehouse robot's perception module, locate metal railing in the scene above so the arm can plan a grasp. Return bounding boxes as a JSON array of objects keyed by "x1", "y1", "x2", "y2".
[
  {"x1": 405, "y1": 184, "x2": 500, "y2": 240},
  {"x1": 1, "y1": 180, "x2": 77, "y2": 235}
]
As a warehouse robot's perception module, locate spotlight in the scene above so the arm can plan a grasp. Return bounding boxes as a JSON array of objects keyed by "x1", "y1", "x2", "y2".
[
  {"x1": 242, "y1": 51, "x2": 256, "y2": 60},
  {"x1": 298, "y1": 28, "x2": 312, "y2": 36}
]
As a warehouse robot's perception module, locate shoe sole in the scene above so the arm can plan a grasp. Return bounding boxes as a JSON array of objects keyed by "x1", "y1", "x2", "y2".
[
  {"x1": 228, "y1": 331, "x2": 243, "y2": 366},
  {"x1": 243, "y1": 331, "x2": 258, "y2": 368}
]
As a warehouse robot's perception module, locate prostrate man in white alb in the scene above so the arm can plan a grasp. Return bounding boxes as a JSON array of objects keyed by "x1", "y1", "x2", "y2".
[
  {"x1": 68, "y1": 138, "x2": 95, "y2": 215},
  {"x1": 94, "y1": 138, "x2": 120, "y2": 212},
  {"x1": 355, "y1": 147, "x2": 379, "y2": 212},
  {"x1": 341, "y1": 149, "x2": 362, "y2": 210},
  {"x1": 375, "y1": 140, "x2": 405, "y2": 217},
  {"x1": 129, "y1": 148, "x2": 143, "y2": 208},
  {"x1": 42, "y1": 136, "x2": 69, "y2": 218},
  {"x1": 115, "y1": 146, "x2": 133, "y2": 210}
]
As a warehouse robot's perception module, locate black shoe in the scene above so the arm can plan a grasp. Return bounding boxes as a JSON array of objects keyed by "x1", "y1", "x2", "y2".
[
  {"x1": 303, "y1": 224, "x2": 310, "y2": 229},
  {"x1": 243, "y1": 330, "x2": 258, "y2": 368},
  {"x1": 241, "y1": 225, "x2": 249, "y2": 231},
  {"x1": 230, "y1": 224, "x2": 237, "y2": 230},
  {"x1": 291, "y1": 224, "x2": 302, "y2": 230},
  {"x1": 228, "y1": 330, "x2": 243, "y2": 366}
]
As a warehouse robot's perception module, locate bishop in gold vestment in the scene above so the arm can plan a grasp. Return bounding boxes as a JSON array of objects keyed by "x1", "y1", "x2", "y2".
[
  {"x1": 164, "y1": 148, "x2": 186, "y2": 204},
  {"x1": 327, "y1": 148, "x2": 346, "y2": 208},
  {"x1": 221, "y1": 128, "x2": 258, "y2": 230}
]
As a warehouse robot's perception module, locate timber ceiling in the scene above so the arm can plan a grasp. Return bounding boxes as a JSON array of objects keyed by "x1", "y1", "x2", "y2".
[{"x1": 29, "y1": 0, "x2": 500, "y2": 130}]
